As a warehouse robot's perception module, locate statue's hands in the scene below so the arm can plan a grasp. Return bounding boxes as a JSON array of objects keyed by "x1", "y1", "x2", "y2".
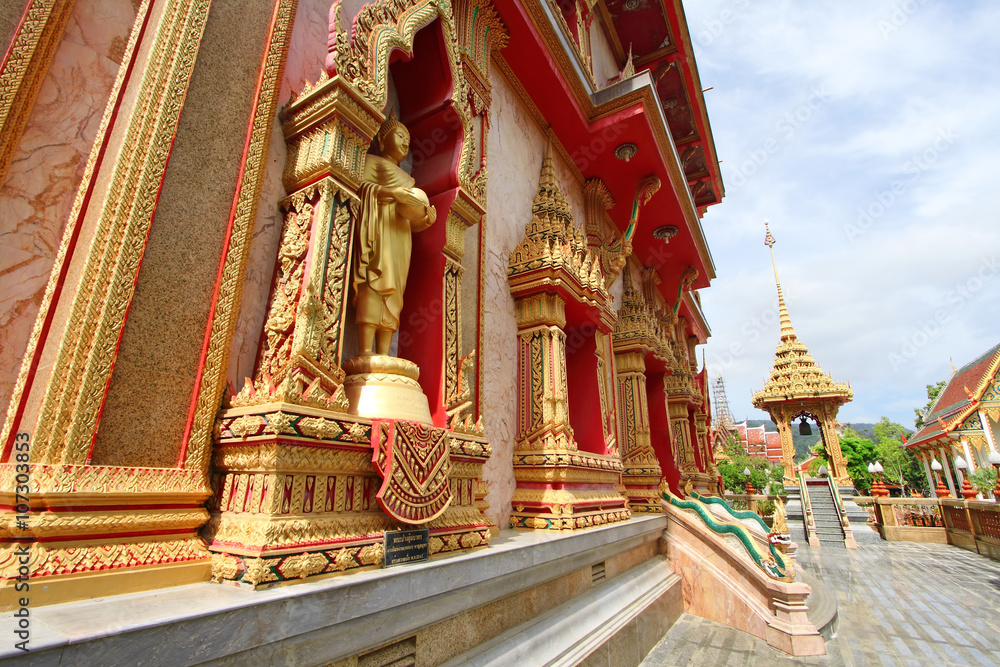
[
  {"x1": 377, "y1": 186, "x2": 405, "y2": 203},
  {"x1": 425, "y1": 204, "x2": 437, "y2": 224},
  {"x1": 393, "y1": 188, "x2": 425, "y2": 208}
]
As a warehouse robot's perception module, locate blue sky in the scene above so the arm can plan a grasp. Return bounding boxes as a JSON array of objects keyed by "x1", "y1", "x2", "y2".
[{"x1": 686, "y1": 1, "x2": 1000, "y2": 428}]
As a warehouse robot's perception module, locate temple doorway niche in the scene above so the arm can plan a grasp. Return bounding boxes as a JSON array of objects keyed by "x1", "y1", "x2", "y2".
[
  {"x1": 648, "y1": 372, "x2": 679, "y2": 491},
  {"x1": 565, "y1": 326, "x2": 607, "y2": 456},
  {"x1": 342, "y1": 17, "x2": 474, "y2": 426}
]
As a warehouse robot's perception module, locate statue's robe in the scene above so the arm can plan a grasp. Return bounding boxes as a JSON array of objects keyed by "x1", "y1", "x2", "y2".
[{"x1": 353, "y1": 154, "x2": 432, "y2": 330}]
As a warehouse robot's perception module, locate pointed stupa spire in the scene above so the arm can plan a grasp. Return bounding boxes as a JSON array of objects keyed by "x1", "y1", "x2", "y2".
[
  {"x1": 533, "y1": 139, "x2": 572, "y2": 221},
  {"x1": 764, "y1": 220, "x2": 797, "y2": 343},
  {"x1": 752, "y1": 219, "x2": 852, "y2": 408}
]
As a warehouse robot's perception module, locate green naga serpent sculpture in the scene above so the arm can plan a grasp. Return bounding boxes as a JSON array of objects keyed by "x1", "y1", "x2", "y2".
[{"x1": 661, "y1": 487, "x2": 794, "y2": 582}]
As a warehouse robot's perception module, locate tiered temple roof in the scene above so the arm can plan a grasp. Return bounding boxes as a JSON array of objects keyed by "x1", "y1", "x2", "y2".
[{"x1": 907, "y1": 343, "x2": 1000, "y2": 452}]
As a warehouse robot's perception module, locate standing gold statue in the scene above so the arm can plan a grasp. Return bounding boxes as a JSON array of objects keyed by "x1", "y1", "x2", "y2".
[{"x1": 353, "y1": 111, "x2": 436, "y2": 355}]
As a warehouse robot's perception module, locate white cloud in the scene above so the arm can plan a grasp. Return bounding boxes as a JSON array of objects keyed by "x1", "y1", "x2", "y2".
[{"x1": 689, "y1": 1, "x2": 1000, "y2": 428}]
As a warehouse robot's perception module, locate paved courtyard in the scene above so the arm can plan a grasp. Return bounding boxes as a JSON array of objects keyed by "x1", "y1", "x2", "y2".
[{"x1": 641, "y1": 539, "x2": 1000, "y2": 666}]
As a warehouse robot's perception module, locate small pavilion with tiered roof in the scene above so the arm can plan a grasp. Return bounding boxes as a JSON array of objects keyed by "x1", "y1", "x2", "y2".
[
  {"x1": 752, "y1": 222, "x2": 854, "y2": 484},
  {"x1": 906, "y1": 344, "x2": 1000, "y2": 497}
]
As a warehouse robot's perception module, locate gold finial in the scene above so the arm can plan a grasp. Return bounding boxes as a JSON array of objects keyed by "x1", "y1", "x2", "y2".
[
  {"x1": 951, "y1": 357, "x2": 957, "y2": 375},
  {"x1": 533, "y1": 139, "x2": 572, "y2": 220},
  {"x1": 763, "y1": 220, "x2": 796, "y2": 343},
  {"x1": 621, "y1": 44, "x2": 635, "y2": 79},
  {"x1": 764, "y1": 219, "x2": 775, "y2": 248}
]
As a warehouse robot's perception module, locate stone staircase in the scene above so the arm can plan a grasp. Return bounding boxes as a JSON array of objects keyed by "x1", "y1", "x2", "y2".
[{"x1": 806, "y1": 480, "x2": 846, "y2": 545}]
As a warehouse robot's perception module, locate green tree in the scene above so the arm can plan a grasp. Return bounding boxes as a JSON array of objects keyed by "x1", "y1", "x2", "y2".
[
  {"x1": 969, "y1": 467, "x2": 998, "y2": 496},
  {"x1": 717, "y1": 441, "x2": 784, "y2": 496},
  {"x1": 914, "y1": 381, "x2": 946, "y2": 428},
  {"x1": 810, "y1": 426, "x2": 876, "y2": 493},
  {"x1": 872, "y1": 417, "x2": 925, "y2": 496}
]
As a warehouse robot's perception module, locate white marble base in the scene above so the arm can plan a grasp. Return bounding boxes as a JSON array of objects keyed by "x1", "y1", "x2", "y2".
[{"x1": 443, "y1": 558, "x2": 681, "y2": 666}]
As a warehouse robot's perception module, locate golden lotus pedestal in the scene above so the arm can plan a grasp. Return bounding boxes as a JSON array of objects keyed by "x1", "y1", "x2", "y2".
[{"x1": 343, "y1": 355, "x2": 433, "y2": 425}]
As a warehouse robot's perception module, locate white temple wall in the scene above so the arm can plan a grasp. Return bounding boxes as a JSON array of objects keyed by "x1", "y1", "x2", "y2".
[
  {"x1": 480, "y1": 60, "x2": 588, "y2": 527},
  {"x1": 590, "y1": 17, "x2": 620, "y2": 87}
]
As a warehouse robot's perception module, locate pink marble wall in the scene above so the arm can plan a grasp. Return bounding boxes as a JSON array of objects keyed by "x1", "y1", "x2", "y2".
[
  {"x1": 482, "y1": 63, "x2": 589, "y2": 527},
  {"x1": 227, "y1": 0, "x2": 332, "y2": 390},
  {"x1": 0, "y1": 0, "x2": 136, "y2": 416}
]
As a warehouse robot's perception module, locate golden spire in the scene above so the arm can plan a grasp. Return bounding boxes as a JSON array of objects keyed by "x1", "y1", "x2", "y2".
[
  {"x1": 533, "y1": 139, "x2": 572, "y2": 221},
  {"x1": 764, "y1": 220, "x2": 796, "y2": 343},
  {"x1": 752, "y1": 220, "x2": 852, "y2": 408}
]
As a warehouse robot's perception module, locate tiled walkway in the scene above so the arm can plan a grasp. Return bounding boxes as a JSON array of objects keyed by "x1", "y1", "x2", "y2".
[{"x1": 641, "y1": 540, "x2": 1000, "y2": 666}]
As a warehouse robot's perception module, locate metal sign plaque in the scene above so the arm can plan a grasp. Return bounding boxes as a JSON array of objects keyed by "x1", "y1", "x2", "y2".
[{"x1": 383, "y1": 528, "x2": 430, "y2": 567}]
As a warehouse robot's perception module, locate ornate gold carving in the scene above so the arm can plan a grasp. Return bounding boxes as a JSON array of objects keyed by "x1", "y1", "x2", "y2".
[
  {"x1": 27, "y1": 0, "x2": 212, "y2": 465},
  {"x1": 0, "y1": 537, "x2": 208, "y2": 581},
  {"x1": 508, "y1": 143, "x2": 611, "y2": 317},
  {"x1": 209, "y1": 413, "x2": 493, "y2": 583},
  {"x1": 584, "y1": 176, "x2": 661, "y2": 288},
  {"x1": 2, "y1": 0, "x2": 155, "y2": 456},
  {"x1": 185, "y1": 0, "x2": 298, "y2": 471},
  {"x1": 583, "y1": 179, "x2": 623, "y2": 287},
  {"x1": 329, "y1": 1, "x2": 443, "y2": 109},
  {"x1": 444, "y1": 259, "x2": 464, "y2": 411},
  {"x1": 2, "y1": 509, "x2": 207, "y2": 540},
  {"x1": 454, "y1": 0, "x2": 508, "y2": 77},
  {"x1": 0, "y1": 463, "x2": 209, "y2": 496},
  {"x1": 613, "y1": 284, "x2": 672, "y2": 363},
  {"x1": 0, "y1": 0, "x2": 77, "y2": 187},
  {"x1": 228, "y1": 181, "x2": 353, "y2": 415},
  {"x1": 281, "y1": 79, "x2": 375, "y2": 191},
  {"x1": 510, "y1": 509, "x2": 629, "y2": 531}
]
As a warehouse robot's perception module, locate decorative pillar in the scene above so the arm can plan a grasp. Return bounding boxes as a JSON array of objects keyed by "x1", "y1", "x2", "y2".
[
  {"x1": 818, "y1": 405, "x2": 849, "y2": 484},
  {"x1": 667, "y1": 397, "x2": 698, "y2": 475},
  {"x1": 982, "y1": 410, "x2": 999, "y2": 454},
  {"x1": 774, "y1": 411, "x2": 796, "y2": 481},
  {"x1": 611, "y1": 282, "x2": 668, "y2": 513},
  {"x1": 961, "y1": 439, "x2": 977, "y2": 472},
  {"x1": 507, "y1": 144, "x2": 628, "y2": 530},
  {"x1": 949, "y1": 445, "x2": 965, "y2": 485}
]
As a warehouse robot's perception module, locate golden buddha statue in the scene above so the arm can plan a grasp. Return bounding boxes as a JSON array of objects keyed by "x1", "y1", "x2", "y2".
[{"x1": 352, "y1": 110, "x2": 436, "y2": 356}]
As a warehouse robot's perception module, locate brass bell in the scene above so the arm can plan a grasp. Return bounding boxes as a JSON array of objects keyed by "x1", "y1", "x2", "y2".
[{"x1": 798, "y1": 417, "x2": 812, "y2": 436}]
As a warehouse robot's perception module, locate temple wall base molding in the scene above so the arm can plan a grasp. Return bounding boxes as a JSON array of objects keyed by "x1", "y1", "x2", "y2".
[
  {"x1": 0, "y1": 464, "x2": 212, "y2": 611},
  {"x1": 0, "y1": 516, "x2": 671, "y2": 665},
  {"x1": 209, "y1": 404, "x2": 493, "y2": 587}
]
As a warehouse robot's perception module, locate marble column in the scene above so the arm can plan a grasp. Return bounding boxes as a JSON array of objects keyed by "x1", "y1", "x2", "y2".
[
  {"x1": 939, "y1": 446, "x2": 957, "y2": 497},
  {"x1": 921, "y1": 453, "x2": 934, "y2": 496}
]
